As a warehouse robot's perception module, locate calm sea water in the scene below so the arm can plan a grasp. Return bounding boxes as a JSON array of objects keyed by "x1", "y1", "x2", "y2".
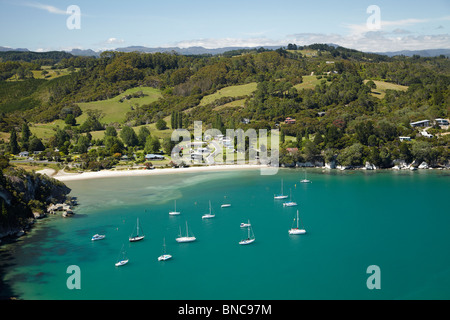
[{"x1": 1, "y1": 169, "x2": 450, "y2": 300}]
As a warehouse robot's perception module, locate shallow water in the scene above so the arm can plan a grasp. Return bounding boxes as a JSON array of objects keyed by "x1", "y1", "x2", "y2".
[{"x1": 1, "y1": 169, "x2": 449, "y2": 299}]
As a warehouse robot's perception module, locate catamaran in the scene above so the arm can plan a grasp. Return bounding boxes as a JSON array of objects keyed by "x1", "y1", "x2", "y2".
[
  {"x1": 283, "y1": 189, "x2": 298, "y2": 207},
  {"x1": 202, "y1": 201, "x2": 215, "y2": 219},
  {"x1": 239, "y1": 220, "x2": 255, "y2": 245},
  {"x1": 300, "y1": 170, "x2": 311, "y2": 183},
  {"x1": 176, "y1": 221, "x2": 196, "y2": 243},
  {"x1": 91, "y1": 234, "x2": 105, "y2": 241},
  {"x1": 158, "y1": 237, "x2": 172, "y2": 261},
  {"x1": 115, "y1": 244, "x2": 129, "y2": 267},
  {"x1": 289, "y1": 210, "x2": 306, "y2": 235},
  {"x1": 169, "y1": 200, "x2": 181, "y2": 216},
  {"x1": 274, "y1": 179, "x2": 288, "y2": 199},
  {"x1": 129, "y1": 218, "x2": 145, "y2": 242}
]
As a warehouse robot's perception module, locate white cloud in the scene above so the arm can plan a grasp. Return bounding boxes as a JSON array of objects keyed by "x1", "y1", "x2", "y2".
[
  {"x1": 174, "y1": 37, "x2": 285, "y2": 49},
  {"x1": 105, "y1": 38, "x2": 125, "y2": 45},
  {"x1": 288, "y1": 32, "x2": 450, "y2": 52},
  {"x1": 22, "y1": 1, "x2": 68, "y2": 15},
  {"x1": 169, "y1": 30, "x2": 450, "y2": 53}
]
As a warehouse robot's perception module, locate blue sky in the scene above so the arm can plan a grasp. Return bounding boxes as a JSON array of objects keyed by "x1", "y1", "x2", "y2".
[{"x1": 0, "y1": 0, "x2": 449, "y2": 52}]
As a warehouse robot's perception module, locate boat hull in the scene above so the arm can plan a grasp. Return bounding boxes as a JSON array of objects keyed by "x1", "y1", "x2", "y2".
[
  {"x1": 169, "y1": 212, "x2": 180, "y2": 216},
  {"x1": 283, "y1": 202, "x2": 298, "y2": 207},
  {"x1": 239, "y1": 238, "x2": 255, "y2": 245},
  {"x1": 115, "y1": 259, "x2": 129, "y2": 267},
  {"x1": 158, "y1": 254, "x2": 172, "y2": 261},
  {"x1": 129, "y1": 235, "x2": 145, "y2": 242},
  {"x1": 274, "y1": 195, "x2": 288, "y2": 200},
  {"x1": 289, "y1": 228, "x2": 306, "y2": 235},
  {"x1": 176, "y1": 237, "x2": 196, "y2": 243}
]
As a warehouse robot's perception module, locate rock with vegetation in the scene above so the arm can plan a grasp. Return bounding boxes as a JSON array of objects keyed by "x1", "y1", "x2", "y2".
[{"x1": 0, "y1": 156, "x2": 71, "y2": 239}]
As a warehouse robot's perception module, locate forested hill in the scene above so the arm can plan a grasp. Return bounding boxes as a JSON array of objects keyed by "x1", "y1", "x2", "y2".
[{"x1": 0, "y1": 44, "x2": 449, "y2": 168}]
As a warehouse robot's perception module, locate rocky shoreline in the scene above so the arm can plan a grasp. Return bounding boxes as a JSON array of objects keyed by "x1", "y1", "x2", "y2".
[{"x1": 0, "y1": 168, "x2": 74, "y2": 245}]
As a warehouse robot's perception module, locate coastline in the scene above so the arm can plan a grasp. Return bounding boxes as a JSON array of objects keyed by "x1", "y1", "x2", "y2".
[
  {"x1": 36, "y1": 164, "x2": 450, "y2": 182},
  {"x1": 41, "y1": 164, "x2": 269, "y2": 182}
]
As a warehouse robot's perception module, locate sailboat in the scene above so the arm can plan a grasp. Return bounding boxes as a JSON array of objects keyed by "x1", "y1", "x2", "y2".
[
  {"x1": 176, "y1": 221, "x2": 196, "y2": 243},
  {"x1": 129, "y1": 218, "x2": 145, "y2": 242},
  {"x1": 115, "y1": 244, "x2": 129, "y2": 267},
  {"x1": 169, "y1": 200, "x2": 181, "y2": 216},
  {"x1": 289, "y1": 210, "x2": 306, "y2": 235},
  {"x1": 274, "y1": 179, "x2": 289, "y2": 200},
  {"x1": 300, "y1": 171, "x2": 311, "y2": 183},
  {"x1": 283, "y1": 188, "x2": 298, "y2": 207},
  {"x1": 202, "y1": 201, "x2": 215, "y2": 219},
  {"x1": 239, "y1": 220, "x2": 255, "y2": 245},
  {"x1": 221, "y1": 196, "x2": 231, "y2": 208},
  {"x1": 158, "y1": 237, "x2": 172, "y2": 261}
]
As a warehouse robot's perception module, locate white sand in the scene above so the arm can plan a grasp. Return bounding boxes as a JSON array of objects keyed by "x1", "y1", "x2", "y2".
[{"x1": 51, "y1": 164, "x2": 270, "y2": 182}]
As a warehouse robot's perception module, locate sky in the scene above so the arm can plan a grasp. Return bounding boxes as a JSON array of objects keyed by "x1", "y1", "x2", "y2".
[{"x1": 0, "y1": 0, "x2": 449, "y2": 52}]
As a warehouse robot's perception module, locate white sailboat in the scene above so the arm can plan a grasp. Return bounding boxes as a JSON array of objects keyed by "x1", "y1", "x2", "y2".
[
  {"x1": 169, "y1": 200, "x2": 181, "y2": 216},
  {"x1": 289, "y1": 210, "x2": 306, "y2": 235},
  {"x1": 129, "y1": 218, "x2": 145, "y2": 242},
  {"x1": 300, "y1": 171, "x2": 311, "y2": 183},
  {"x1": 274, "y1": 179, "x2": 289, "y2": 199},
  {"x1": 221, "y1": 196, "x2": 231, "y2": 208},
  {"x1": 239, "y1": 220, "x2": 255, "y2": 245},
  {"x1": 115, "y1": 244, "x2": 129, "y2": 267},
  {"x1": 283, "y1": 188, "x2": 298, "y2": 207},
  {"x1": 158, "y1": 237, "x2": 172, "y2": 261},
  {"x1": 202, "y1": 201, "x2": 215, "y2": 219},
  {"x1": 176, "y1": 221, "x2": 196, "y2": 243}
]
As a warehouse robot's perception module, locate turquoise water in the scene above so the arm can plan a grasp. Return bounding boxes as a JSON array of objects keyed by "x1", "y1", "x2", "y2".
[{"x1": 1, "y1": 169, "x2": 450, "y2": 300}]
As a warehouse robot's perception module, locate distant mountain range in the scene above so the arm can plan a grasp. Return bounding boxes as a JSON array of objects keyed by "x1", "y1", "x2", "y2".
[
  {"x1": 372, "y1": 48, "x2": 450, "y2": 58},
  {"x1": 1, "y1": 45, "x2": 449, "y2": 58}
]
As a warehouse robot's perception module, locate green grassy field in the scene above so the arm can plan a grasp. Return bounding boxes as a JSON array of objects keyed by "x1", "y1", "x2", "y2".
[
  {"x1": 364, "y1": 80, "x2": 408, "y2": 99},
  {"x1": 29, "y1": 119, "x2": 66, "y2": 141},
  {"x1": 76, "y1": 87, "x2": 162, "y2": 124},
  {"x1": 199, "y1": 82, "x2": 257, "y2": 106},
  {"x1": 294, "y1": 75, "x2": 330, "y2": 90}
]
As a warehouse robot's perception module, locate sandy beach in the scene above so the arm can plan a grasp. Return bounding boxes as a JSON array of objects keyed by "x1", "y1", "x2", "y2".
[{"x1": 37, "y1": 164, "x2": 271, "y2": 182}]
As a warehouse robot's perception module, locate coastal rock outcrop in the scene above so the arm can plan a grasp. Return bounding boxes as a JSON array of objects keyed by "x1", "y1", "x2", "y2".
[{"x1": 0, "y1": 168, "x2": 72, "y2": 240}]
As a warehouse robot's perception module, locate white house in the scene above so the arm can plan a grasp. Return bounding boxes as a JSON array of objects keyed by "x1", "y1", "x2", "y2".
[
  {"x1": 410, "y1": 120, "x2": 430, "y2": 128},
  {"x1": 145, "y1": 154, "x2": 165, "y2": 160},
  {"x1": 435, "y1": 118, "x2": 449, "y2": 126},
  {"x1": 19, "y1": 151, "x2": 29, "y2": 157},
  {"x1": 399, "y1": 137, "x2": 411, "y2": 142}
]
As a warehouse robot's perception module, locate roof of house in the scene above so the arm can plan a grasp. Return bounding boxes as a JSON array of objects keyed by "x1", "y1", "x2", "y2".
[{"x1": 410, "y1": 120, "x2": 430, "y2": 125}]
